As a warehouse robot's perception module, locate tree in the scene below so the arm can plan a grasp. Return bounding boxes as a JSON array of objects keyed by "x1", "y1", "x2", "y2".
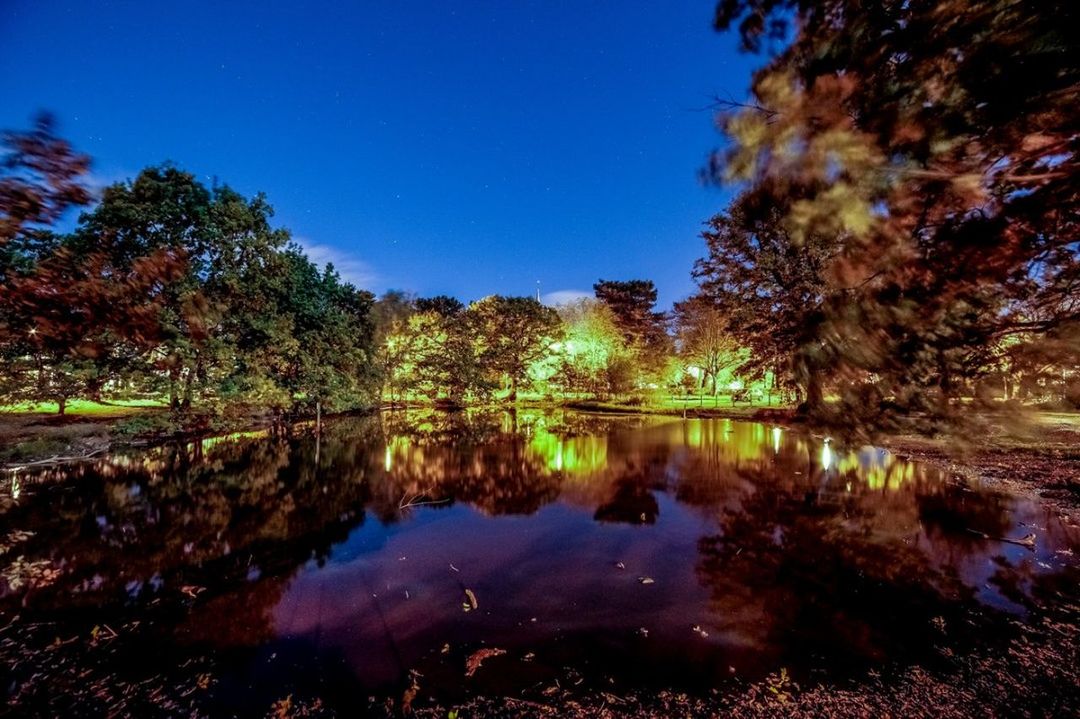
[
  {"x1": 706, "y1": 0, "x2": 1080, "y2": 429},
  {"x1": 71, "y1": 166, "x2": 298, "y2": 412},
  {"x1": 469, "y1": 296, "x2": 563, "y2": 400},
  {"x1": 593, "y1": 279, "x2": 672, "y2": 381},
  {"x1": 673, "y1": 296, "x2": 746, "y2": 397},
  {"x1": 0, "y1": 118, "x2": 186, "y2": 413},
  {"x1": 400, "y1": 296, "x2": 481, "y2": 404},
  {"x1": 275, "y1": 251, "x2": 377, "y2": 416},
  {"x1": 692, "y1": 192, "x2": 838, "y2": 406},
  {"x1": 1, "y1": 243, "x2": 185, "y2": 412},
  {"x1": 371, "y1": 290, "x2": 416, "y2": 404},
  {"x1": 552, "y1": 299, "x2": 635, "y2": 399},
  {"x1": 414, "y1": 295, "x2": 465, "y2": 317}
]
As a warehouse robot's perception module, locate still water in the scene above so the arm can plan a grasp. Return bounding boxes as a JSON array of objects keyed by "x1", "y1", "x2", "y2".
[{"x1": 1, "y1": 411, "x2": 1077, "y2": 714}]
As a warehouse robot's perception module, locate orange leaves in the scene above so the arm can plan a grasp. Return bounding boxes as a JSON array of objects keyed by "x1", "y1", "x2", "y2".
[
  {"x1": 1, "y1": 243, "x2": 188, "y2": 355},
  {"x1": 464, "y1": 647, "x2": 506, "y2": 678}
]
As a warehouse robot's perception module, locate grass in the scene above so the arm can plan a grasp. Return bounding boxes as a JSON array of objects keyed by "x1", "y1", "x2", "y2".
[{"x1": 0, "y1": 399, "x2": 167, "y2": 417}]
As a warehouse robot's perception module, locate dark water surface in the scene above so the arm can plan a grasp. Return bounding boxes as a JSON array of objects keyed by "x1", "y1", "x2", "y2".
[{"x1": 2, "y1": 411, "x2": 1078, "y2": 715}]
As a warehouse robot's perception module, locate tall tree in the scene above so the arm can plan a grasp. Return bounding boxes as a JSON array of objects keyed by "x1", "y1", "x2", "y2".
[
  {"x1": 707, "y1": 0, "x2": 1080, "y2": 428},
  {"x1": 593, "y1": 279, "x2": 672, "y2": 381},
  {"x1": 692, "y1": 192, "x2": 838, "y2": 405},
  {"x1": 553, "y1": 299, "x2": 635, "y2": 399},
  {"x1": 469, "y1": 296, "x2": 563, "y2": 400},
  {"x1": 673, "y1": 296, "x2": 746, "y2": 397},
  {"x1": 72, "y1": 166, "x2": 295, "y2": 410},
  {"x1": 401, "y1": 296, "x2": 481, "y2": 404}
]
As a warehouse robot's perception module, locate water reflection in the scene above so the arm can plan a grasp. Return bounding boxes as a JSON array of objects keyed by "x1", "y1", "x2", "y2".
[{"x1": 1, "y1": 411, "x2": 1077, "y2": 715}]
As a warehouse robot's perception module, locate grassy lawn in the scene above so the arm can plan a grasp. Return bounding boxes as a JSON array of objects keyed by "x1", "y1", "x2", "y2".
[{"x1": 0, "y1": 399, "x2": 167, "y2": 417}]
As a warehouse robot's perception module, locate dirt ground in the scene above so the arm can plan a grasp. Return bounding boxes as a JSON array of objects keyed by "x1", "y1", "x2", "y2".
[{"x1": 882, "y1": 412, "x2": 1080, "y2": 521}]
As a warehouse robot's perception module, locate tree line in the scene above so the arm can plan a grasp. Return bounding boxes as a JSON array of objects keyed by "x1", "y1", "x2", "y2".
[
  {"x1": 372, "y1": 279, "x2": 709, "y2": 406},
  {"x1": 0, "y1": 119, "x2": 754, "y2": 419},
  {"x1": 0, "y1": 119, "x2": 378, "y2": 419}
]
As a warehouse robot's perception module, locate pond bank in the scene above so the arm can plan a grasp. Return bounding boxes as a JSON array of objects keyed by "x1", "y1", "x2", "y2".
[{"x1": 0, "y1": 403, "x2": 376, "y2": 469}]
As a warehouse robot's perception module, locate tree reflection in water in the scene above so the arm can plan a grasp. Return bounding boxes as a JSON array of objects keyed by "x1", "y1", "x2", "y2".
[{"x1": 0, "y1": 411, "x2": 1077, "y2": 716}]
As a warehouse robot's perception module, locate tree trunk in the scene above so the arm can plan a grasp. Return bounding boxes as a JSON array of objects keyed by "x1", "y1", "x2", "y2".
[
  {"x1": 181, "y1": 364, "x2": 195, "y2": 412},
  {"x1": 57, "y1": 396, "x2": 67, "y2": 416}
]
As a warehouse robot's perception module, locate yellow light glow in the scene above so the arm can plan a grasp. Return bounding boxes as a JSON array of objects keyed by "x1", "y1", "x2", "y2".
[{"x1": 772, "y1": 426, "x2": 781, "y2": 454}]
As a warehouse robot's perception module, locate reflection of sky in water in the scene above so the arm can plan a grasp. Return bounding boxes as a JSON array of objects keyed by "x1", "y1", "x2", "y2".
[
  {"x1": 266, "y1": 414, "x2": 1080, "y2": 692},
  {"x1": 4, "y1": 411, "x2": 1078, "y2": 701}
]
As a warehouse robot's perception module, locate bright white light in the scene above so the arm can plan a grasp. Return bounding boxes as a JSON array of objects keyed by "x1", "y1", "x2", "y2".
[{"x1": 821, "y1": 442, "x2": 833, "y2": 471}]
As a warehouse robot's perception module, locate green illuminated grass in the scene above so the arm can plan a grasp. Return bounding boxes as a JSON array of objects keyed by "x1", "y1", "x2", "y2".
[{"x1": 0, "y1": 399, "x2": 167, "y2": 417}]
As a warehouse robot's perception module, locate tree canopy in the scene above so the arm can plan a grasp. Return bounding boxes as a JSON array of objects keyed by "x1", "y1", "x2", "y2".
[{"x1": 701, "y1": 0, "x2": 1080, "y2": 428}]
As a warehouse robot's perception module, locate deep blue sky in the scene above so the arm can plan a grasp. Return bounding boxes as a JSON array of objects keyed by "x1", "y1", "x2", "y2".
[{"x1": 0, "y1": 1, "x2": 761, "y2": 309}]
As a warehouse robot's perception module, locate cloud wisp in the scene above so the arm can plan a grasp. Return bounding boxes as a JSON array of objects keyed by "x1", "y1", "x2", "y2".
[
  {"x1": 541, "y1": 289, "x2": 593, "y2": 307},
  {"x1": 296, "y1": 239, "x2": 377, "y2": 289}
]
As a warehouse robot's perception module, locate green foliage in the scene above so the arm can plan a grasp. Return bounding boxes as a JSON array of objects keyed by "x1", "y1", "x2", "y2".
[
  {"x1": 550, "y1": 299, "x2": 635, "y2": 399},
  {"x1": 469, "y1": 295, "x2": 563, "y2": 398},
  {"x1": 0, "y1": 129, "x2": 380, "y2": 419}
]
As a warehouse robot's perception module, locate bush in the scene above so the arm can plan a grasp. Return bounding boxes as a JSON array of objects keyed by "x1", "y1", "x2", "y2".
[{"x1": 112, "y1": 414, "x2": 178, "y2": 438}]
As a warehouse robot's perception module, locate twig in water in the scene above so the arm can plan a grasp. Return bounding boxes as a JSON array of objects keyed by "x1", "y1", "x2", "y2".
[
  {"x1": 399, "y1": 492, "x2": 451, "y2": 509},
  {"x1": 3, "y1": 447, "x2": 108, "y2": 472},
  {"x1": 966, "y1": 528, "x2": 1037, "y2": 549}
]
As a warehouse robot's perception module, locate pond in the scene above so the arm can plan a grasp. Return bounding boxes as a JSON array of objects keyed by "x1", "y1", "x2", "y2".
[{"x1": 1, "y1": 411, "x2": 1078, "y2": 716}]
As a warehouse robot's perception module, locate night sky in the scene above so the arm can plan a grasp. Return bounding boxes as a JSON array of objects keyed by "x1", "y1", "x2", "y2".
[{"x1": 0, "y1": 1, "x2": 762, "y2": 308}]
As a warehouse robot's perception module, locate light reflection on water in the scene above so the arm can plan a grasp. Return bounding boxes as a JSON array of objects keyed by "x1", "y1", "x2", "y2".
[{"x1": 1, "y1": 410, "x2": 1077, "y2": 713}]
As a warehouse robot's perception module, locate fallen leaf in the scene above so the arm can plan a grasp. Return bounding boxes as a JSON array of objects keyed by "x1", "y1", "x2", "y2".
[
  {"x1": 181, "y1": 585, "x2": 205, "y2": 599},
  {"x1": 465, "y1": 647, "x2": 506, "y2": 677}
]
